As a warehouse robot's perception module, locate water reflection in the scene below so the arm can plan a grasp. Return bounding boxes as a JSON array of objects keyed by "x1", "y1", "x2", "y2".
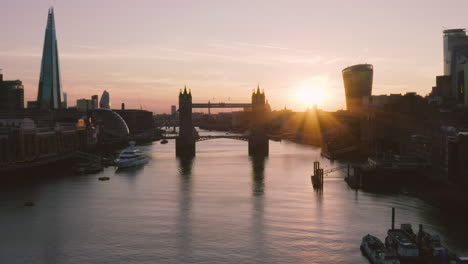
[
  {"x1": 3, "y1": 137, "x2": 468, "y2": 263},
  {"x1": 250, "y1": 155, "x2": 268, "y2": 262},
  {"x1": 176, "y1": 156, "x2": 194, "y2": 262},
  {"x1": 115, "y1": 165, "x2": 145, "y2": 176},
  {"x1": 250, "y1": 156, "x2": 267, "y2": 196},
  {"x1": 178, "y1": 156, "x2": 194, "y2": 177},
  {"x1": 315, "y1": 187, "x2": 323, "y2": 205}
]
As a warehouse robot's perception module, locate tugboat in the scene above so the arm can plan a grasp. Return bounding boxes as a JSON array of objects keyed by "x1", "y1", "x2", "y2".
[
  {"x1": 361, "y1": 234, "x2": 400, "y2": 264},
  {"x1": 114, "y1": 141, "x2": 149, "y2": 169}
]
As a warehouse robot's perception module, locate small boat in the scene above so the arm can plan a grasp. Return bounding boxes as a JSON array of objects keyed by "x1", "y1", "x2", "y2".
[
  {"x1": 98, "y1": 176, "x2": 110, "y2": 181},
  {"x1": 114, "y1": 141, "x2": 149, "y2": 169},
  {"x1": 361, "y1": 234, "x2": 400, "y2": 264},
  {"x1": 161, "y1": 139, "x2": 168, "y2": 144}
]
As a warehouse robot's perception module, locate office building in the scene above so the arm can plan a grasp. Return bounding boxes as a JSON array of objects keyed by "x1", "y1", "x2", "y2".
[
  {"x1": 443, "y1": 29, "x2": 468, "y2": 76},
  {"x1": 447, "y1": 132, "x2": 468, "y2": 183},
  {"x1": 342, "y1": 64, "x2": 373, "y2": 112},
  {"x1": 91, "y1": 95, "x2": 98, "y2": 109},
  {"x1": 76, "y1": 95, "x2": 100, "y2": 111},
  {"x1": 62, "y1": 92, "x2": 68, "y2": 108},
  {"x1": 0, "y1": 71, "x2": 24, "y2": 110},
  {"x1": 430, "y1": 75, "x2": 452, "y2": 99},
  {"x1": 171, "y1": 105, "x2": 176, "y2": 116},
  {"x1": 37, "y1": 7, "x2": 64, "y2": 109},
  {"x1": 455, "y1": 63, "x2": 468, "y2": 105},
  {"x1": 442, "y1": 29, "x2": 468, "y2": 103},
  {"x1": 99, "y1": 90, "x2": 110, "y2": 109},
  {"x1": 76, "y1": 99, "x2": 95, "y2": 112}
]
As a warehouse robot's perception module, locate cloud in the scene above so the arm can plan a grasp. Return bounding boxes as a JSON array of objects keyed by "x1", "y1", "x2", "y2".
[
  {"x1": 0, "y1": 49, "x2": 41, "y2": 58},
  {"x1": 69, "y1": 44, "x2": 105, "y2": 50}
]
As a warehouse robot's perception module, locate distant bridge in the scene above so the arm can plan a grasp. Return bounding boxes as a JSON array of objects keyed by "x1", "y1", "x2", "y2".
[
  {"x1": 162, "y1": 135, "x2": 249, "y2": 142},
  {"x1": 176, "y1": 87, "x2": 268, "y2": 156},
  {"x1": 192, "y1": 103, "x2": 252, "y2": 109},
  {"x1": 195, "y1": 135, "x2": 248, "y2": 142}
]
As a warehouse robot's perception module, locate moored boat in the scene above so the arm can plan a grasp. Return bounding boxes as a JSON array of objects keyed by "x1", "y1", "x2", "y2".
[
  {"x1": 114, "y1": 141, "x2": 149, "y2": 169},
  {"x1": 361, "y1": 234, "x2": 400, "y2": 264},
  {"x1": 385, "y1": 225, "x2": 419, "y2": 263}
]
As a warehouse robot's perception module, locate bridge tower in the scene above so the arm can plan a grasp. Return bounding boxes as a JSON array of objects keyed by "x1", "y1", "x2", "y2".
[
  {"x1": 176, "y1": 87, "x2": 196, "y2": 156},
  {"x1": 248, "y1": 86, "x2": 269, "y2": 156}
]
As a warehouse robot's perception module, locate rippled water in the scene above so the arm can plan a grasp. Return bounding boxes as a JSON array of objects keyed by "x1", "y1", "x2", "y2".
[{"x1": 1, "y1": 130, "x2": 468, "y2": 264}]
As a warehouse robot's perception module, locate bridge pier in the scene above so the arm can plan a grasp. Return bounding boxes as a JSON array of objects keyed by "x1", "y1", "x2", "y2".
[
  {"x1": 176, "y1": 137, "x2": 196, "y2": 157},
  {"x1": 248, "y1": 135, "x2": 269, "y2": 156}
]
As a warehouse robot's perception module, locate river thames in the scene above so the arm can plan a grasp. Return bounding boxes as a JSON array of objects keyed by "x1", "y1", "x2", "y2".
[{"x1": 1, "y1": 131, "x2": 468, "y2": 264}]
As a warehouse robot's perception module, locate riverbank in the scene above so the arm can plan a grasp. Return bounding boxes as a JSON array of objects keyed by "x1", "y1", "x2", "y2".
[{"x1": 344, "y1": 164, "x2": 468, "y2": 221}]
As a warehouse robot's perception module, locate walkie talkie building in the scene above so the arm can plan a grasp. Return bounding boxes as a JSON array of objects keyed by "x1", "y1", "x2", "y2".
[
  {"x1": 342, "y1": 64, "x2": 373, "y2": 112},
  {"x1": 37, "y1": 7, "x2": 64, "y2": 109}
]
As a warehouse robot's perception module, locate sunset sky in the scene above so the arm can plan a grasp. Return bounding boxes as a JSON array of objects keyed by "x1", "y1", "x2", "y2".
[{"x1": 2, "y1": 0, "x2": 468, "y2": 113}]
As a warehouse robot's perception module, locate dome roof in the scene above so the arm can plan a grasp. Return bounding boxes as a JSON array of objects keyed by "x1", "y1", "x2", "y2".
[{"x1": 92, "y1": 109, "x2": 129, "y2": 139}]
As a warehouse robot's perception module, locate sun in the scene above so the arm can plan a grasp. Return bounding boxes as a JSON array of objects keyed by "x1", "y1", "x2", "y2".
[{"x1": 294, "y1": 85, "x2": 327, "y2": 109}]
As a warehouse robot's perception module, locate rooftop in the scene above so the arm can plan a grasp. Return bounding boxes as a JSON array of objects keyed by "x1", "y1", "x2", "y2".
[
  {"x1": 443, "y1": 28, "x2": 466, "y2": 34},
  {"x1": 342, "y1": 64, "x2": 373, "y2": 73}
]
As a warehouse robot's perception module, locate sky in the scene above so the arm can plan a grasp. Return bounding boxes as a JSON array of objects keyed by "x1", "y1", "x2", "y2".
[{"x1": 1, "y1": 0, "x2": 468, "y2": 113}]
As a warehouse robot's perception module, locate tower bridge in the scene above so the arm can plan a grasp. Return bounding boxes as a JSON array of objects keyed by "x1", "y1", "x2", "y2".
[
  {"x1": 192, "y1": 103, "x2": 252, "y2": 108},
  {"x1": 176, "y1": 86, "x2": 269, "y2": 157}
]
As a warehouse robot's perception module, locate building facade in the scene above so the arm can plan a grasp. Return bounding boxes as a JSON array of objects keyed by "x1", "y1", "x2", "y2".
[
  {"x1": 443, "y1": 29, "x2": 468, "y2": 76},
  {"x1": 0, "y1": 72, "x2": 24, "y2": 110},
  {"x1": 76, "y1": 99, "x2": 96, "y2": 112},
  {"x1": 342, "y1": 64, "x2": 373, "y2": 113}
]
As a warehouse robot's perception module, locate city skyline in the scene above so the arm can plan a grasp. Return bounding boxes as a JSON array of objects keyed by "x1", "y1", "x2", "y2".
[{"x1": 1, "y1": 0, "x2": 468, "y2": 113}]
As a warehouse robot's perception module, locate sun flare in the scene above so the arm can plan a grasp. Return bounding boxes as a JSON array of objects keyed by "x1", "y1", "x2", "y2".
[{"x1": 294, "y1": 85, "x2": 327, "y2": 109}]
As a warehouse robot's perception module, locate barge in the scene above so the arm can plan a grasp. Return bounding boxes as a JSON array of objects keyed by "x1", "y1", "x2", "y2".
[
  {"x1": 362, "y1": 208, "x2": 467, "y2": 264},
  {"x1": 361, "y1": 234, "x2": 400, "y2": 264}
]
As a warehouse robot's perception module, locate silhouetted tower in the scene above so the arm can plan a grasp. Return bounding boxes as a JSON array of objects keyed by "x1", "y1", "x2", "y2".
[
  {"x1": 248, "y1": 85, "x2": 269, "y2": 156},
  {"x1": 176, "y1": 86, "x2": 196, "y2": 156}
]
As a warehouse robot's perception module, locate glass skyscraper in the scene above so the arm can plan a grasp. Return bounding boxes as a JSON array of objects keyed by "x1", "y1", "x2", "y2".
[
  {"x1": 342, "y1": 64, "x2": 373, "y2": 112},
  {"x1": 37, "y1": 7, "x2": 63, "y2": 109}
]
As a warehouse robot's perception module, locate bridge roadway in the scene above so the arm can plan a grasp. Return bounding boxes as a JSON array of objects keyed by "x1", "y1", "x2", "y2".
[
  {"x1": 191, "y1": 103, "x2": 252, "y2": 108},
  {"x1": 162, "y1": 135, "x2": 249, "y2": 142}
]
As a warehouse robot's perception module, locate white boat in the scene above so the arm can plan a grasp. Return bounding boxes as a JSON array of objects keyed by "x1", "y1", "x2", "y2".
[
  {"x1": 114, "y1": 141, "x2": 149, "y2": 169},
  {"x1": 361, "y1": 234, "x2": 400, "y2": 264}
]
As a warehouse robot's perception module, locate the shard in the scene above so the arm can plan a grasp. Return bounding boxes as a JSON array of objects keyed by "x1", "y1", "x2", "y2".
[{"x1": 37, "y1": 7, "x2": 63, "y2": 109}]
